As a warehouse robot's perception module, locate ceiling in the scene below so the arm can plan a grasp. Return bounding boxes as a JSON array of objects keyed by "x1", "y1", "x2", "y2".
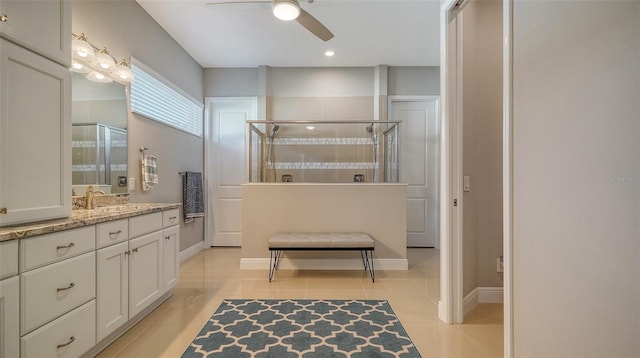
[{"x1": 135, "y1": 0, "x2": 441, "y2": 68}]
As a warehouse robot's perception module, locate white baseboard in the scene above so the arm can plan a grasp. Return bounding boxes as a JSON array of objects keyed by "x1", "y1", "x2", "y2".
[
  {"x1": 478, "y1": 287, "x2": 504, "y2": 303},
  {"x1": 240, "y1": 258, "x2": 408, "y2": 270},
  {"x1": 463, "y1": 287, "x2": 504, "y2": 316},
  {"x1": 463, "y1": 288, "x2": 480, "y2": 316},
  {"x1": 179, "y1": 241, "x2": 206, "y2": 263}
]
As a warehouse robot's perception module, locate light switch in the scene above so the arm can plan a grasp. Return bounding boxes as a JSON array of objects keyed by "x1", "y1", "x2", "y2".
[
  {"x1": 463, "y1": 176, "x2": 470, "y2": 192},
  {"x1": 129, "y1": 177, "x2": 136, "y2": 191}
]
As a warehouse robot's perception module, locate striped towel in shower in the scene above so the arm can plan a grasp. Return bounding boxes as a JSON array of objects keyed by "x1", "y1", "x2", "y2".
[
  {"x1": 141, "y1": 154, "x2": 158, "y2": 191},
  {"x1": 183, "y1": 171, "x2": 204, "y2": 223}
]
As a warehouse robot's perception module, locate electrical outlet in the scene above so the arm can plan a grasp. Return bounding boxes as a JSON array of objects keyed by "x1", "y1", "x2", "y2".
[
  {"x1": 129, "y1": 177, "x2": 136, "y2": 191},
  {"x1": 497, "y1": 256, "x2": 504, "y2": 273}
]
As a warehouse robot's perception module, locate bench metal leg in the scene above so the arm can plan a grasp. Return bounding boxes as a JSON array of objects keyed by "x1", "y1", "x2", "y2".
[
  {"x1": 269, "y1": 250, "x2": 282, "y2": 282},
  {"x1": 361, "y1": 250, "x2": 375, "y2": 283}
]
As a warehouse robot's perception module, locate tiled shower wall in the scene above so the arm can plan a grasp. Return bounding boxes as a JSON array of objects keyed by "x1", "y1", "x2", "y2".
[{"x1": 269, "y1": 96, "x2": 376, "y2": 182}]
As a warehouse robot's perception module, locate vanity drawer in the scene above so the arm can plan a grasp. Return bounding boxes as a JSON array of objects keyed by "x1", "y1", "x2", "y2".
[
  {"x1": 20, "y1": 227, "x2": 95, "y2": 271},
  {"x1": 129, "y1": 212, "x2": 163, "y2": 238},
  {"x1": 163, "y1": 209, "x2": 180, "y2": 227},
  {"x1": 21, "y1": 252, "x2": 96, "y2": 334},
  {"x1": 96, "y1": 219, "x2": 129, "y2": 248},
  {"x1": 0, "y1": 240, "x2": 18, "y2": 279},
  {"x1": 21, "y1": 300, "x2": 96, "y2": 358}
]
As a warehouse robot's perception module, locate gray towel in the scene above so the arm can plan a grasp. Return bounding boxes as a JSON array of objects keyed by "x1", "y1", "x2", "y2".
[{"x1": 182, "y1": 171, "x2": 204, "y2": 223}]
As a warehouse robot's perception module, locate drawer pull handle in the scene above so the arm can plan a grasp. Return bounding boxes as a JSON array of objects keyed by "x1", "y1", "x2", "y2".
[
  {"x1": 0, "y1": 207, "x2": 6, "y2": 214},
  {"x1": 57, "y1": 282, "x2": 75, "y2": 292},
  {"x1": 165, "y1": 236, "x2": 170, "y2": 240},
  {"x1": 0, "y1": 14, "x2": 7, "y2": 23},
  {"x1": 57, "y1": 336, "x2": 75, "y2": 349},
  {"x1": 132, "y1": 248, "x2": 138, "y2": 253},
  {"x1": 125, "y1": 250, "x2": 131, "y2": 256},
  {"x1": 109, "y1": 230, "x2": 122, "y2": 236},
  {"x1": 56, "y1": 242, "x2": 75, "y2": 250},
  {"x1": 169, "y1": 216, "x2": 177, "y2": 220}
]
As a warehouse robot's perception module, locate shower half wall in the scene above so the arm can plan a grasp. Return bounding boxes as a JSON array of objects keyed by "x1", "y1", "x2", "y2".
[{"x1": 242, "y1": 120, "x2": 407, "y2": 271}]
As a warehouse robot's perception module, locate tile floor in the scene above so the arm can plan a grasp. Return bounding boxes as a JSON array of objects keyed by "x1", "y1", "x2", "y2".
[{"x1": 97, "y1": 248, "x2": 503, "y2": 358}]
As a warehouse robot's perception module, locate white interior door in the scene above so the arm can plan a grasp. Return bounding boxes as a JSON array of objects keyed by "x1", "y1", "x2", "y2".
[
  {"x1": 205, "y1": 97, "x2": 257, "y2": 246},
  {"x1": 391, "y1": 96, "x2": 440, "y2": 247}
]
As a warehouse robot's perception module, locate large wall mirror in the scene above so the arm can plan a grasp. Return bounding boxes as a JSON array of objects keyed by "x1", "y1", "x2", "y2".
[{"x1": 72, "y1": 73, "x2": 128, "y2": 195}]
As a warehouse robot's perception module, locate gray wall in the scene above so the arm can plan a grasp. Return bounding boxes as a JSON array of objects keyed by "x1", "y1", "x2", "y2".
[
  {"x1": 512, "y1": 1, "x2": 640, "y2": 356},
  {"x1": 388, "y1": 67, "x2": 440, "y2": 96},
  {"x1": 73, "y1": 0, "x2": 205, "y2": 251},
  {"x1": 204, "y1": 68, "x2": 258, "y2": 97},
  {"x1": 461, "y1": 0, "x2": 503, "y2": 296},
  {"x1": 204, "y1": 66, "x2": 439, "y2": 97}
]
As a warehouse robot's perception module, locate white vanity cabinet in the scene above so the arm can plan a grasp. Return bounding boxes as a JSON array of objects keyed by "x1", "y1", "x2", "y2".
[
  {"x1": 0, "y1": 37, "x2": 71, "y2": 227},
  {"x1": 96, "y1": 241, "x2": 128, "y2": 342},
  {"x1": 128, "y1": 213, "x2": 164, "y2": 318},
  {"x1": 162, "y1": 226, "x2": 179, "y2": 291},
  {"x1": 19, "y1": 227, "x2": 96, "y2": 358},
  {"x1": 4, "y1": 206, "x2": 180, "y2": 357},
  {"x1": 0, "y1": 0, "x2": 71, "y2": 66},
  {"x1": 96, "y1": 211, "x2": 172, "y2": 341},
  {"x1": 1, "y1": 240, "x2": 19, "y2": 358},
  {"x1": 162, "y1": 208, "x2": 180, "y2": 291},
  {"x1": 128, "y1": 230, "x2": 163, "y2": 318}
]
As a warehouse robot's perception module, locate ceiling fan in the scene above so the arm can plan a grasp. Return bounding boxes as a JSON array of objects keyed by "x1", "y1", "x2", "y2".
[{"x1": 206, "y1": 0, "x2": 334, "y2": 41}]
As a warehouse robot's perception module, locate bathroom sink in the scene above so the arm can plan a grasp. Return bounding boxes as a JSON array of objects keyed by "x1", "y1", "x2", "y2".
[{"x1": 92, "y1": 204, "x2": 153, "y2": 213}]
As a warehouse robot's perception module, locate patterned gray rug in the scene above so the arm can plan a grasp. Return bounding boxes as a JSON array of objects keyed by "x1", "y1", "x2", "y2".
[{"x1": 182, "y1": 299, "x2": 422, "y2": 357}]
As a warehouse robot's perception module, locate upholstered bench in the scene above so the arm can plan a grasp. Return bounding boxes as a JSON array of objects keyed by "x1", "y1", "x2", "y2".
[{"x1": 268, "y1": 232, "x2": 375, "y2": 282}]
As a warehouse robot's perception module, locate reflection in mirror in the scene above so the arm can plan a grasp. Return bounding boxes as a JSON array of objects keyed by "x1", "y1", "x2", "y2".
[{"x1": 72, "y1": 73, "x2": 128, "y2": 195}]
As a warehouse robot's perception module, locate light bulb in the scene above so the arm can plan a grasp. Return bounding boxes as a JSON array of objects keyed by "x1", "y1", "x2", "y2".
[
  {"x1": 72, "y1": 33, "x2": 96, "y2": 61},
  {"x1": 70, "y1": 60, "x2": 90, "y2": 74},
  {"x1": 113, "y1": 60, "x2": 135, "y2": 83},
  {"x1": 94, "y1": 48, "x2": 115, "y2": 72},
  {"x1": 87, "y1": 71, "x2": 113, "y2": 83}
]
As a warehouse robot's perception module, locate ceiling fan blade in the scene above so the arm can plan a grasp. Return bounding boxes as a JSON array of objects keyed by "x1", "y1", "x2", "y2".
[
  {"x1": 206, "y1": 0, "x2": 270, "y2": 4},
  {"x1": 296, "y1": 8, "x2": 334, "y2": 41},
  {"x1": 206, "y1": 0, "x2": 271, "y2": 12}
]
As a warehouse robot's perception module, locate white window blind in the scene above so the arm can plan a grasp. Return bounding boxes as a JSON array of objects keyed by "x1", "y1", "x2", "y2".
[{"x1": 130, "y1": 61, "x2": 204, "y2": 137}]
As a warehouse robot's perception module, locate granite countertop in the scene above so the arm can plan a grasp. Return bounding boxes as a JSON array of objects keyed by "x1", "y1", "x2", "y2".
[{"x1": 0, "y1": 203, "x2": 181, "y2": 242}]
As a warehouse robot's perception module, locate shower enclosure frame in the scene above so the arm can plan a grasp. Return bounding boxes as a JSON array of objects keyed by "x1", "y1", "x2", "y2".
[{"x1": 246, "y1": 120, "x2": 400, "y2": 184}]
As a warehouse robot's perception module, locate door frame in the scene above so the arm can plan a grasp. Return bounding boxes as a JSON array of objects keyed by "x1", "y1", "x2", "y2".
[
  {"x1": 502, "y1": 0, "x2": 514, "y2": 356},
  {"x1": 441, "y1": 0, "x2": 514, "y2": 355},
  {"x1": 204, "y1": 96, "x2": 258, "y2": 248},
  {"x1": 388, "y1": 95, "x2": 441, "y2": 249},
  {"x1": 439, "y1": 0, "x2": 467, "y2": 325}
]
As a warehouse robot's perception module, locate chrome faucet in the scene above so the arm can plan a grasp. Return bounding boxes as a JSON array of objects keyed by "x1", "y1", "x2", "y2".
[{"x1": 84, "y1": 185, "x2": 107, "y2": 210}]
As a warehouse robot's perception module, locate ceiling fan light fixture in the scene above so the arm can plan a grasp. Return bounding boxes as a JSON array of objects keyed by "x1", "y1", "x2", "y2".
[{"x1": 273, "y1": 0, "x2": 300, "y2": 21}]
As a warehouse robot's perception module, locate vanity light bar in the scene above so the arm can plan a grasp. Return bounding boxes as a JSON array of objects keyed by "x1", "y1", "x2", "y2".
[{"x1": 71, "y1": 33, "x2": 135, "y2": 84}]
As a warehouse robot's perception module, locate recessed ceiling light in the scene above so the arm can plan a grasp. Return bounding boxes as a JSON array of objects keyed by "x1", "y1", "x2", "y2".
[
  {"x1": 306, "y1": 126, "x2": 315, "y2": 130},
  {"x1": 325, "y1": 50, "x2": 335, "y2": 57}
]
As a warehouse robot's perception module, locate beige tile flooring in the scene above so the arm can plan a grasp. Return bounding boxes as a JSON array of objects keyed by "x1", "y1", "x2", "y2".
[{"x1": 97, "y1": 248, "x2": 503, "y2": 358}]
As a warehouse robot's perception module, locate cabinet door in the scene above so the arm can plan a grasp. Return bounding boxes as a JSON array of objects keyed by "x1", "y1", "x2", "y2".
[
  {"x1": 0, "y1": 240, "x2": 17, "y2": 280},
  {"x1": 0, "y1": 276, "x2": 19, "y2": 358},
  {"x1": 0, "y1": 39, "x2": 71, "y2": 227},
  {"x1": 162, "y1": 226, "x2": 179, "y2": 292},
  {"x1": 96, "y1": 241, "x2": 128, "y2": 342},
  {"x1": 129, "y1": 231, "x2": 163, "y2": 318},
  {"x1": 0, "y1": 0, "x2": 71, "y2": 65}
]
